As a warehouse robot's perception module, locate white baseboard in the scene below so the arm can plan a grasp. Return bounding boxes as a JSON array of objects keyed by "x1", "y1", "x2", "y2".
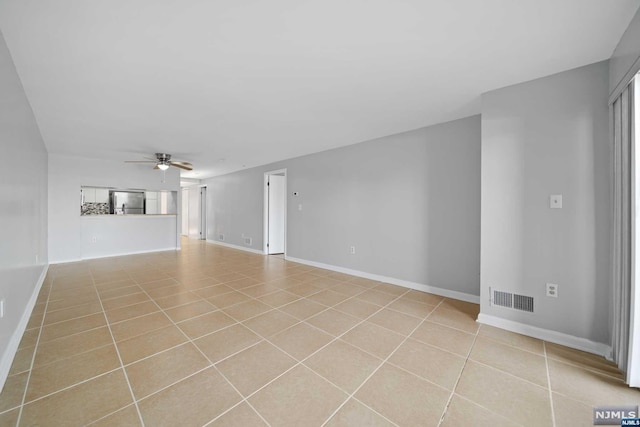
[
  {"x1": 49, "y1": 258, "x2": 83, "y2": 264},
  {"x1": 207, "y1": 239, "x2": 264, "y2": 255},
  {"x1": 80, "y1": 247, "x2": 179, "y2": 260},
  {"x1": 285, "y1": 255, "x2": 480, "y2": 304},
  {"x1": 0, "y1": 264, "x2": 49, "y2": 392},
  {"x1": 477, "y1": 313, "x2": 613, "y2": 359},
  {"x1": 50, "y1": 247, "x2": 179, "y2": 264}
]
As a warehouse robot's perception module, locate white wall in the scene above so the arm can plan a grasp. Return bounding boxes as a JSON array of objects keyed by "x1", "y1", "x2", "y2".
[
  {"x1": 610, "y1": 7, "x2": 640, "y2": 99},
  {"x1": 48, "y1": 154, "x2": 181, "y2": 263},
  {"x1": 205, "y1": 116, "x2": 481, "y2": 298},
  {"x1": 0, "y1": 30, "x2": 48, "y2": 388},
  {"x1": 480, "y1": 61, "x2": 610, "y2": 346}
]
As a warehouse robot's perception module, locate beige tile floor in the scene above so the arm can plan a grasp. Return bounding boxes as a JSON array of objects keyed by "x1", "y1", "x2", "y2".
[{"x1": 0, "y1": 238, "x2": 638, "y2": 426}]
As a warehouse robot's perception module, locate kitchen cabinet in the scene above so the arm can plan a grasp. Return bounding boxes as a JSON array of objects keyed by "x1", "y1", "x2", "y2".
[
  {"x1": 146, "y1": 191, "x2": 158, "y2": 214},
  {"x1": 95, "y1": 188, "x2": 109, "y2": 203},
  {"x1": 83, "y1": 188, "x2": 95, "y2": 203},
  {"x1": 145, "y1": 191, "x2": 178, "y2": 214},
  {"x1": 82, "y1": 187, "x2": 109, "y2": 203}
]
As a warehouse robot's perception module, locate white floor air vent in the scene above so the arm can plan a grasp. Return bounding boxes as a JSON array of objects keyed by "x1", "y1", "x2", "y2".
[{"x1": 491, "y1": 288, "x2": 534, "y2": 313}]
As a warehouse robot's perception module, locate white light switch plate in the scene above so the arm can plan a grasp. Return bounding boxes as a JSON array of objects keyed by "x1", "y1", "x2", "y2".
[{"x1": 550, "y1": 195, "x2": 562, "y2": 209}]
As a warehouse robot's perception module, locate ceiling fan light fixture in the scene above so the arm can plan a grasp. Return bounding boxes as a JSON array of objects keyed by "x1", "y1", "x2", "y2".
[{"x1": 157, "y1": 163, "x2": 169, "y2": 171}]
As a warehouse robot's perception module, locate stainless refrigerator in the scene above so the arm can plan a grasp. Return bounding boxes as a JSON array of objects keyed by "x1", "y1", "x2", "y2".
[{"x1": 110, "y1": 191, "x2": 145, "y2": 215}]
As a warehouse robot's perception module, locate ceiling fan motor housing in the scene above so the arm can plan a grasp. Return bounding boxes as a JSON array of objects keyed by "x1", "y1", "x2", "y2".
[{"x1": 155, "y1": 153, "x2": 171, "y2": 168}]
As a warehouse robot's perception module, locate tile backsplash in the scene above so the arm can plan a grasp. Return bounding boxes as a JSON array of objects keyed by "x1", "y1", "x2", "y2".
[{"x1": 81, "y1": 202, "x2": 109, "y2": 215}]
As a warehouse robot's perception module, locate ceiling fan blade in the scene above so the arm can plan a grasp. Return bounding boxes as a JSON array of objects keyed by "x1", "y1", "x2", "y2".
[
  {"x1": 169, "y1": 162, "x2": 193, "y2": 171},
  {"x1": 153, "y1": 164, "x2": 160, "y2": 170},
  {"x1": 125, "y1": 160, "x2": 156, "y2": 163},
  {"x1": 170, "y1": 161, "x2": 192, "y2": 167}
]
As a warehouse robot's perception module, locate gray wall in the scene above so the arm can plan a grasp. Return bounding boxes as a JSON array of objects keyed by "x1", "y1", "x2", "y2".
[
  {"x1": 480, "y1": 61, "x2": 610, "y2": 344},
  {"x1": 610, "y1": 7, "x2": 640, "y2": 98},
  {"x1": 206, "y1": 116, "x2": 481, "y2": 297},
  {"x1": 0, "y1": 30, "x2": 48, "y2": 382}
]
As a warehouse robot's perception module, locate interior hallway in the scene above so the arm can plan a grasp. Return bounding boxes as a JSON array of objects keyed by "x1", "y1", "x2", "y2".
[{"x1": 0, "y1": 238, "x2": 637, "y2": 426}]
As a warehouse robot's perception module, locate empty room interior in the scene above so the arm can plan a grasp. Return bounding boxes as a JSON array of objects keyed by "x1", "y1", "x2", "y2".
[{"x1": 2, "y1": 1, "x2": 640, "y2": 426}]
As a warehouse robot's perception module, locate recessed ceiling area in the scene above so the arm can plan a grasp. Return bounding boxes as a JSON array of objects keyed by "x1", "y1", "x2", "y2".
[{"x1": 0, "y1": 0, "x2": 638, "y2": 178}]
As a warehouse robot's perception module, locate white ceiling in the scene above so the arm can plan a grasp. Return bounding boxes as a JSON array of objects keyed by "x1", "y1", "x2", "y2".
[{"x1": 1, "y1": 0, "x2": 638, "y2": 178}]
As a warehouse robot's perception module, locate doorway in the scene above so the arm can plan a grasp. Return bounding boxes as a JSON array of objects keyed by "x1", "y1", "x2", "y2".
[
  {"x1": 200, "y1": 186, "x2": 207, "y2": 240},
  {"x1": 264, "y1": 169, "x2": 286, "y2": 255},
  {"x1": 182, "y1": 185, "x2": 207, "y2": 240},
  {"x1": 181, "y1": 188, "x2": 189, "y2": 236}
]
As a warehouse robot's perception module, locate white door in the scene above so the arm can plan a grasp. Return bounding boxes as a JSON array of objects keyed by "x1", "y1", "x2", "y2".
[
  {"x1": 200, "y1": 187, "x2": 207, "y2": 240},
  {"x1": 188, "y1": 186, "x2": 201, "y2": 238},
  {"x1": 267, "y1": 175, "x2": 285, "y2": 254},
  {"x1": 181, "y1": 189, "x2": 189, "y2": 236}
]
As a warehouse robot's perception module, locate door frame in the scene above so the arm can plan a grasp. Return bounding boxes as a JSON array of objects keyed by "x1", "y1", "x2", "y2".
[{"x1": 263, "y1": 169, "x2": 287, "y2": 255}]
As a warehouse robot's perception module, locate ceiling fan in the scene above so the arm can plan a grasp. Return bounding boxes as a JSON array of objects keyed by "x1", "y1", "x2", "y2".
[{"x1": 125, "y1": 153, "x2": 193, "y2": 171}]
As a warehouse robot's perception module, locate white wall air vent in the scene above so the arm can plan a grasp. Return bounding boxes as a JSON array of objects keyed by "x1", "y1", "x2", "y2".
[
  {"x1": 244, "y1": 237, "x2": 252, "y2": 246},
  {"x1": 493, "y1": 289, "x2": 513, "y2": 308},
  {"x1": 219, "y1": 234, "x2": 224, "y2": 241},
  {"x1": 514, "y1": 294, "x2": 534, "y2": 313},
  {"x1": 491, "y1": 288, "x2": 534, "y2": 313}
]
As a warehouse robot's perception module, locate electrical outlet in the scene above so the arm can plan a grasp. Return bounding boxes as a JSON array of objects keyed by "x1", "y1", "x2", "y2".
[
  {"x1": 350, "y1": 246, "x2": 356, "y2": 255},
  {"x1": 550, "y1": 195, "x2": 562, "y2": 209},
  {"x1": 91, "y1": 236, "x2": 97, "y2": 243},
  {"x1": 546, "y1": 283, "x2": 558, "y2": 298},
  {"x1": 0, "y1": 298, "x2": 5, "y2": 318}
]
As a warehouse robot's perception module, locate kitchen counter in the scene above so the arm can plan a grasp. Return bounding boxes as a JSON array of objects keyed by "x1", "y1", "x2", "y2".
[{"x1": 80, "y1": 214, "x2": 178, "y2": 259}]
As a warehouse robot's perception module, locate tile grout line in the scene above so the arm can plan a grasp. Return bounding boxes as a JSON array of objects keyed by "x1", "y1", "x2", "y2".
[
  {"x1": 543, "y1": 341, "x2": 557, "y2": 427},
  {"x1": 287, "y1": 316, "x2": 534, "y2": 425},
  {"x1": 475, "y1": 333, "x2": 548, "y2": 358},
  {"x1": 219, "y1": 277, "x2": 377, "y2": 345},
  {"x1": 90, "y1": 271, "x2": 146, "y2": 427},
  {"x1": 436, "y1": 323, "x2": 556, "y2": 426},
  {"x1": 14, "y1": 243, "x2": 550, "y2": 426},
  {"x1": 320, "y1": 297, "x2": 448, "y2": 427},
  {"x1": 203, "y1": 286, "x2": 414, "y2": 426},
  {"x1": 436, "y1": 320, "x2": 480, "y2": 427},
  {"x1": 456, "y1": 354, "x2": 554, "y2": 391},
  {"x1": 18, "y1": 366, "x2": 124, "y2": 408},
  {"x1": 18, "y1": 341, "x2": 114, "y2": 375},
  {"x1": 298, "y1": 365, "x2": 400, "y2": 427},
  {"x1": 85, "y1": 403, "x2": 139, "y2": 426},
  {"x1": 196, "y1": 290, "x2": 336, "y2": 427},
  {"x1": 444, "y1": 393, "x2": 526, "y2": 427},
  {"x1": 129, "y1": 277, "x2": 273, "y2": 427},
  {"x1": 15, "y1": 277, "x2": 53, "y2": 426},
  {"x1": 542, "y1": 356, "x2": 625, "y2": 382}
]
